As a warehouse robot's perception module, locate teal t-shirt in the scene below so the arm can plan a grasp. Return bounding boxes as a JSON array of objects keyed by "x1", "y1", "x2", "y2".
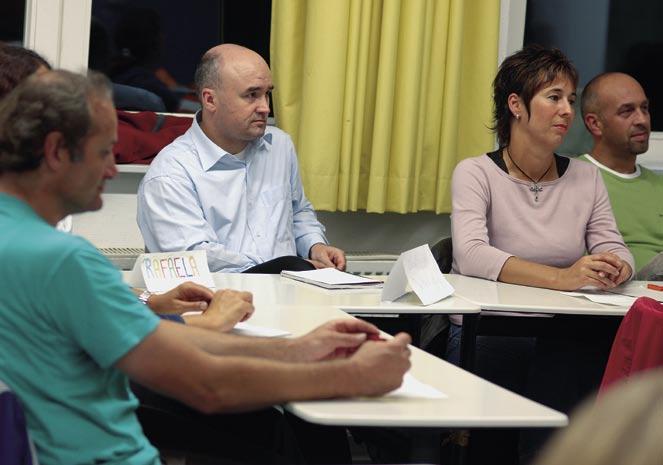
[
  {"x1": 0, "y1": 194, "x2": 161, "y2": 465},
  {"x1": 580, "y1": 155, "x2": 663, "y2": 271}
]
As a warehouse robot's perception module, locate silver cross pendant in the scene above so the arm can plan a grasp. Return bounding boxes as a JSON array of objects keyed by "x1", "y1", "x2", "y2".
[{"x1": 530, "y1": 184, "x2": 543, "y2": 202}]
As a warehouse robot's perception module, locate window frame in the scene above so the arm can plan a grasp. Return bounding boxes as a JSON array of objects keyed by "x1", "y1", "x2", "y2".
[{"x1": 24, "y1": 0, "x2": 91, "y2": 72}]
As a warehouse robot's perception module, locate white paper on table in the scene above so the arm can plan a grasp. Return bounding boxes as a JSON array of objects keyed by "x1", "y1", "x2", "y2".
[
  {"x1": 386, "y1": 373, "x2": 447, "y2": 399},
  {"x1": 281, "y1": 268, "x2": 382, "y2": 289},
  {"x1": 131, "y1": 250, "x2": 215, "y2": 293},
  {"x1": 232, "y1": 322, "x2": 291, "y2": 338},
  {"x1": 562, "y1": 291, "x2": 636, "y2": 307},
  {"x1": 180, "y1": 311, "x2": 292, "y2": 338},
  {"x1": 381, "y1": 244, "x2": 454, "y2": 305},
  {"x1": 608, "y1": 282, "x2": 663, "y2": 303}
]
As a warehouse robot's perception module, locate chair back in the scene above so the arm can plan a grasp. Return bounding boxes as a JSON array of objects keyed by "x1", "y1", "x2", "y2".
[
  {"x1": 429, "y1": 237, "x2": 453, "y2": 273},
  {"x1": 0, "y1": 381, "x2": 39, "y2": 465}
]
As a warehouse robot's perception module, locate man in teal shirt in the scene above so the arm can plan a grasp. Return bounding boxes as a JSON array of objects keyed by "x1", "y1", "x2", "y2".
[
  {"x1": 580, "y1": 72, "x2": 663, "y2": 279},
  {"x1": 0, "y1": 70, "x2": 411, "y2": 465}
]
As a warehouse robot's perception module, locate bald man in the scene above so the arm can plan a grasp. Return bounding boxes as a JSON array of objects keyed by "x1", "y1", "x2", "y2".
[
  {"x1": 580, "y1": 72, "x2": 663, "y2": 279},
  {"x1": 138, "y1": 44, "x2": 345, "y2": 273}
]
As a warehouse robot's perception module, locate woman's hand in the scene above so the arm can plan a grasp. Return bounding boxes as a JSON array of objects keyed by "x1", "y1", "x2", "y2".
[{"x1": 558, "y1": 253, "x2": 632, "y2": 290}]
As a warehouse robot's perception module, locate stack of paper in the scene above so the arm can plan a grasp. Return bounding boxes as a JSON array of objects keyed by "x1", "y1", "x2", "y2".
[{"x1": 281, "y1": 268, "x2": 383, "y2": 290}]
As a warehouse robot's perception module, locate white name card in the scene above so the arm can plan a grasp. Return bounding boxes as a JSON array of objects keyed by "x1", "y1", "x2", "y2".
[
  {"x1": 130, "y1": 250, "x2": 215, "y2": 293},
  {"x1": 381, "y1": 244, "x2": 454, "y2": 305}
]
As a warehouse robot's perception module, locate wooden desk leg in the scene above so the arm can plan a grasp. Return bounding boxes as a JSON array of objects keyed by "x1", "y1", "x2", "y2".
[{"x1": 459, "y1": 314, "x2": 478, "y2": 373}]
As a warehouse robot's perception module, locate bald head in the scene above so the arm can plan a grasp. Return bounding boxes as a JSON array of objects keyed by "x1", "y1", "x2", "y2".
[
  {"x1": 582, "y1": 73, "x2": 645, "y2": 121},
  {"x1": 194, "y1": 44, "x2": 269, "y2": 100},
  {"x1": 582, "y1": 72, "x2": 650, "y2": 167}
]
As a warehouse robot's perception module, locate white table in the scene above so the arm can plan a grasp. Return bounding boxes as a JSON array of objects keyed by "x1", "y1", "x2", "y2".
[
  {"x1": 209, "y1": 273, "x2": 479, "y2": 349},
  {"x1": 259, "y1": 305, "x2": 566, "y2": 463},
  {"x1": 248, "y1": 304, "x2": 566, "y2": 430},
  {"x1": 122, "y1": 272, "x2": 563, "y2": 425},
  {"x1": 211, "y1": 273, "x2": 480, "y2": 315},
  {"x1": 445, "y1": 274, "x2": 630, "y2": 316},
  {"x1": 124, "y1": 271, "x2": 566, "y2": 463},
  {"x1": 611, "y1": 281, "x2": 663, "y2": 302},
  {"x1": 444, "y1": 274, "x2": 636, "y2": 371}
]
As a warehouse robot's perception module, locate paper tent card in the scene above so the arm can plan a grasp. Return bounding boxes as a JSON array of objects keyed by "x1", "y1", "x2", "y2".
[
  {"x1": 381, "y1": 244, "x2": 454, "y2": 305},
  {"x1": 129, "y1": 250, "x2": 215, "y2": 293}
]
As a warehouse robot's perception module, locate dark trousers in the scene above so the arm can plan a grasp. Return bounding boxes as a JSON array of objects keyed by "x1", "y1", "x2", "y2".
[
  {"x1": 446, "y1": 316, "x2": 619, "y2": 465},
  {"x1": 243, "y1": 256, "x2": 315, "y2": 274},
  {"x1": 131, "y1": 382, "x2": 350, "y2": 464}
]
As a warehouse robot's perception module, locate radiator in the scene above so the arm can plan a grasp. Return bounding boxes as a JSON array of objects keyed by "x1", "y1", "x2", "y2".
[{"x1": 100, "y1": 247, "x2": 397, "y2": 275}]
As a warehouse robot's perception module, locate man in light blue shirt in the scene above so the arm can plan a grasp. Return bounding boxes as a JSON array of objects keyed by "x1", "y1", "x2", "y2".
[{"x1": 138, "y1": 44, "x2": 345, "y2": 273}]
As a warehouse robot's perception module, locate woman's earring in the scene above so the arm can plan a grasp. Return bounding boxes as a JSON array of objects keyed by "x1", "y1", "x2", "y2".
[{"x1": 515, "y1": 114, "x2": 521, "y2": 120}]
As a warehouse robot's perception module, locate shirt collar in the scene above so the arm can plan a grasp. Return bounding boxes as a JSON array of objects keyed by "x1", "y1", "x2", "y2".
[
  {"x1": 584, "y1": 153, "x2": 641, "y2": 179},
  {"x1": 191, "y1": 112, "x2": 273, "y2": 171}
]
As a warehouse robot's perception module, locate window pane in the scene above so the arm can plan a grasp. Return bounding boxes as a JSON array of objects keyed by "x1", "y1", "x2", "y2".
[
  {"x1": 0, "y1": 0, "x2": 26, "y2": 45},
  {"x1": 89, "y1": 0, "x2": 271, "y2": 114},
  {"x1": 525, "y1": 0, "x2": 663, "y2": 131}
]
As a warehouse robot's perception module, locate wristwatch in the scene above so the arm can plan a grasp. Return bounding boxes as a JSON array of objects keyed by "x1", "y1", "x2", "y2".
[{"x1": 138, "y1": 290, "x2": 152, "y2": 305}]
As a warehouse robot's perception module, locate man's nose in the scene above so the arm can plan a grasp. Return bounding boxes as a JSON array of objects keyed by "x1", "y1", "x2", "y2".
[
  {"x1": 105, "y1": 156, "x2": 118, "y2": 178},
  {"x1": 634, "y1": 108, "x2": 650, "y2": 127},
  {"x1": 256, "y1": 94, "x2": 270, "y2": 114}
]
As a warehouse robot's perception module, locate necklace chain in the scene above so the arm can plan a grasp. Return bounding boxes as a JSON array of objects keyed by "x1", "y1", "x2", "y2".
[{"x1": 505, "y1": 146, "x2": 555, "y2": 202}]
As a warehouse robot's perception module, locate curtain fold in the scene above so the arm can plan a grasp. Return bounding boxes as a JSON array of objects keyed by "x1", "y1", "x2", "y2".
[{"x1": 271, "y1": 0, "x2": 499, "y2": 213}]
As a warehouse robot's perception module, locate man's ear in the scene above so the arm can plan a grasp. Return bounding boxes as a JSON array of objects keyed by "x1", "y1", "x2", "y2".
[
  {"x1": 584, "y1": 113, "x2": 602, "y2": 137},
  {"x1": 200, "y1": 88, "x2": 217, "y2": 112},
  {"x1": 42, "y1": 131, "x2": 68, "y2": 171}
]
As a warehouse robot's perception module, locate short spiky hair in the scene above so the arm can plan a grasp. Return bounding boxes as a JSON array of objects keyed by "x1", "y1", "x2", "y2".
[
  {"x1": 0, "y1": 43, "x2": 51, "y2": 100},
  {"x1": 492, "y1": 45, "x2": 578, "y2": 147}
]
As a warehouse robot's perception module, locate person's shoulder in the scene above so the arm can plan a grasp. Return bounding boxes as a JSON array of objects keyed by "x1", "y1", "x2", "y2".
[
  {"x1": 263, "y1": 125, "x2": 293, "y2": 145},
  {"x1": 576, "y1": 153, "x2": 592, "y2": 164},
  {"x1": 454, "y1": 153, "x2": 494, "y2": 174},
  {"x1": 639, "y1": 164, "x2": 663, "y2": 181},
  {"x1": 48, "y1": 231, "x2": 102, "y2": 259},
  {"x1": 144, "y1": 129, "x2": 197, "y2": 179},
  {"x1": 567, "y1": 156, "x2": 599, "y2": 176},
  {"x1": 451, "y1": 154, "x2": 497, "y2": 192},
  {"x1": 25, "y1": 227, "x2": 105, "y2": 271},
  {"x1": 264, "y1": 125, "x2": 290, "y2": 140}
]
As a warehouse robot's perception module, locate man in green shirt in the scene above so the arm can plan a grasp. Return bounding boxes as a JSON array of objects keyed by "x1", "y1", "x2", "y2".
[
  {"x1": 580, "y1": 72, "x2": 663, "y2": 279},
  {"x1": 0, "y1": 69, "x2": 411, "y2": 465}
]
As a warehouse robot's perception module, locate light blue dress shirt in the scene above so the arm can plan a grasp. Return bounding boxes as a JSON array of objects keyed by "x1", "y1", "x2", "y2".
[{"x1": 137, "y1": 114, "x2": 327, "y2": 272}]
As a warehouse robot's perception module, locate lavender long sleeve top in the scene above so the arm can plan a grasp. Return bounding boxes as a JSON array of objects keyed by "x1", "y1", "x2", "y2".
[{"x1": 451, "y1": 154, "x2": 635, "y2": 280}]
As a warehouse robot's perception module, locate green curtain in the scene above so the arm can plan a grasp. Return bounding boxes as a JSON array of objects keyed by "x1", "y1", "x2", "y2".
[{"x1": 271, "y1": 0, "x2": 499, "y2": 213}]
